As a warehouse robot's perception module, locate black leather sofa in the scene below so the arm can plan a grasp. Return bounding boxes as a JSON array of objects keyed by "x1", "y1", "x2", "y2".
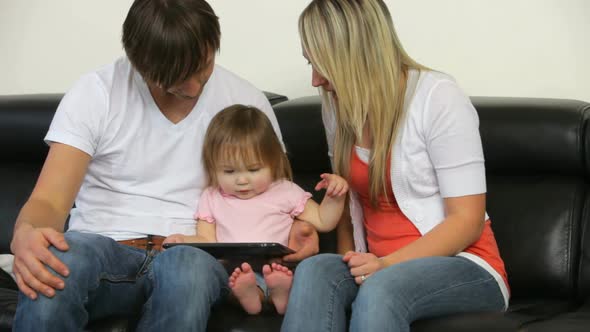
[{"x1": 1, "y1": 93, "x2": 590, "y2": 331}]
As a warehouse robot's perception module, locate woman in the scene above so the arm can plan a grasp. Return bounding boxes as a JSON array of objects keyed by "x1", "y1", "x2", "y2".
[{"x1": 281, "y1": 0, "x2": 509, "y2": 331}]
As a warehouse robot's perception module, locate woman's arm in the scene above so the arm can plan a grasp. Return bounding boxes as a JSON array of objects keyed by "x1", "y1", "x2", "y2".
[
  {"x1": 380, "y1": 193, "x2": 485, "y2": 267},
  {"x1": 344, "y1": 193, "x2": 486, "y2": 283},
  {"x1": 11, "y1": 143, "x2": 91, "y2": 299},
  {"x1": 336, "y1": 201, "x2": 354, "y2": 255}
]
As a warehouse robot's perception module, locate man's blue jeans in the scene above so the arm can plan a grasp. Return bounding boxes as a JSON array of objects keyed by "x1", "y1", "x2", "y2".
[
  {"x1": 281, "y1": 253, "x2": 505, "y2": 332},
  {"x1": 13, "y1": 231, "x2": 229, "y2": 331}
]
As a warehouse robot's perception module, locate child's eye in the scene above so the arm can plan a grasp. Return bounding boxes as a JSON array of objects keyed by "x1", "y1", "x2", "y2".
[
  {"x1": 223, "y1": 169, "x2": 234, "y2": 174},
  {"x1": 248, "y1": 168, "x2": 260, "y2": 173}
]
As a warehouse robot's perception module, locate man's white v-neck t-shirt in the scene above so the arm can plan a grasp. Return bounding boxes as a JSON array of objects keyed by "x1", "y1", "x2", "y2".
[{"x1": 45, "y1": 56, "x2": 282, "y2": 240}]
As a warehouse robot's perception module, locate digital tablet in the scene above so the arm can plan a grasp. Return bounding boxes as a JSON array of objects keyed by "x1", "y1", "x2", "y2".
[{"x1": 162, "y1": 242, "x2": 295, "y2": 259}]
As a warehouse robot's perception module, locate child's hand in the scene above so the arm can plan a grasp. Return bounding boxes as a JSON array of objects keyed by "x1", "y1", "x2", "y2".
[
  {"x1": 314, "y1": 173, "x2": 349, "y2": 197},
  {"x1": 163, "y1": 233, "x2": 186, "y2": 245}
]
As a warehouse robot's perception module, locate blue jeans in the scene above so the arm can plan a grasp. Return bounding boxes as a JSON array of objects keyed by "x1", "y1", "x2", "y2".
[
  {"x1": 13, "y1": 231, "x2": 229, "y2": 331},
  {"x1": 281, "y1": 253, "x2": 505, "y2": 332}
]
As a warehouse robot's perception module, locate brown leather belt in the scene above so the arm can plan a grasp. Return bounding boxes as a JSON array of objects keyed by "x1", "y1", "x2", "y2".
[{"x1": 117, "y1": 235, "x2": 166, "y2": 251}]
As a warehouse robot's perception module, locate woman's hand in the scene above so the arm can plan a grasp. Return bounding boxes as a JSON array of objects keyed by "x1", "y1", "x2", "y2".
[{"x1": 343, "y1": 251, "x2": 385, "y2": 285}]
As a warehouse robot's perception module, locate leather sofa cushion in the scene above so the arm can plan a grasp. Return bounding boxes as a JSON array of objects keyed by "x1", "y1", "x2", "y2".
[{"x1": 474, "y1": 97, "x2": 590, "y2": 176}]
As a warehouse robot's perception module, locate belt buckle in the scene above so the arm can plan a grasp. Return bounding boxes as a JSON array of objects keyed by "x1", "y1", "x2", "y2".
[{"x1": 146, "y1": 234, "x2": 154, "y2": 251}]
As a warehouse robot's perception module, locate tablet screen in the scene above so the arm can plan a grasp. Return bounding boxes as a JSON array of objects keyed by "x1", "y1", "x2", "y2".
[{"x1": 162, "y1": 242, "x2": 295, "y2": 259}]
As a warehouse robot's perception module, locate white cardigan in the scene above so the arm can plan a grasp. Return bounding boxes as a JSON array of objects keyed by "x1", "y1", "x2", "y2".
[{"x1": 322, "y1": 70, "x2": 509, "y2": 308}]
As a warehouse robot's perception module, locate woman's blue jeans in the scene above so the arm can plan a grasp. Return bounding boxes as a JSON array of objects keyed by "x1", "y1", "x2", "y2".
[
  {"x1": 13, "y1": 231, "x2": 229, "y2": 331},
  {"x1": 281, "y1": 253, "x2": 505, "y2": 332}
]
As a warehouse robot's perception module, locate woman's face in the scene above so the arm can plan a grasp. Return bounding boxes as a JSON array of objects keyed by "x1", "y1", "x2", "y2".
[
  {"x1": 311, "y1": 67, "x2": 335, "y2": 94},
  {"x1": 303, "y1": 50, "x2": 336, "y2": 96}
]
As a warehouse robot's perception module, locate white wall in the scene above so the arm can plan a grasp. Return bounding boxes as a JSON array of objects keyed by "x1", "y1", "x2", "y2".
[{"x1": 1, "y1": 0, "x2": 589, "y2": 101}]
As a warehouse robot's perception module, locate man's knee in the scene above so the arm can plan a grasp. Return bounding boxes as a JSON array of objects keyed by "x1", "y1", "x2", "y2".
[
  {"x1": 15, "y1": 287, "x2": 87, "y2": 329},
  {"x1": 151, "y1": 246, "x2": 226, "y2": 283},
  {"x1": 149, "y1": 247, "x2": 228, "y2": 306},
  {"x1": 49, "y1": 232, "x2": 109, "y2": 268}
]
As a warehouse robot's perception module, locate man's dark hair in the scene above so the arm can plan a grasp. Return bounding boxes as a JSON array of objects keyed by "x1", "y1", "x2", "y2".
[{"x1": 122, "y1": 0, "x2": 220, "y2": 89}]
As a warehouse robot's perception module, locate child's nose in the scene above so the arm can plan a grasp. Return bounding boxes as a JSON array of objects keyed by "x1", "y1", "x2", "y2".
[{"x1": 236, "y1": 174, "x2": 248, "y2": 184}]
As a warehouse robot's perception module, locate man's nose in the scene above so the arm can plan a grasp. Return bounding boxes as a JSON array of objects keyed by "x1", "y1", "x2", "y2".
[{"x1": 179, "y1": 77, "x2": 202, "y2": 93}]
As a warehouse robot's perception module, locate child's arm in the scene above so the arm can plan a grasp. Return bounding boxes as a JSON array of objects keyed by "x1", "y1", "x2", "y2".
[
  {"x1": 192, "y1": 220, "x2": 217, "y2": 242},
  {"x1": 163, "y1": 220, "x2": 217, "y2": 244},
  {"x1": 296, "y1": 173, "x2": 348, "y2": 232}
]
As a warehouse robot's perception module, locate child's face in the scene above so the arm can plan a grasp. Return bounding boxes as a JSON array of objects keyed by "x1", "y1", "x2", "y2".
[{"x1": 216, "y1": 159, "x2": 273, "y2": 200}]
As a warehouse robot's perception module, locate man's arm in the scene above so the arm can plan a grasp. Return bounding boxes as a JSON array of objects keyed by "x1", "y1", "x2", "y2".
[
  {"x1": 282, "y1": 220, "x2": 319, "y2": 263},
  {"x1": 11, "y1": 143, "x2": 90, "y2": 299}
]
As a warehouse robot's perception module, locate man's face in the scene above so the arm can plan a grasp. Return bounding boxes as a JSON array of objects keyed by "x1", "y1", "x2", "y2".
[{"x1": 152, "y1": 51, "x2": 216, "y2": 101}]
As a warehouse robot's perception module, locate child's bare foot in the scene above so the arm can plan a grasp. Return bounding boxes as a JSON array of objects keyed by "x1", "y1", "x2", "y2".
[
  {"x1": 263, "y1": 263, "x2": 293, "y2": 315},
  {"x1": 229, "y1": 262, "x2": 262, "y2": 314}
]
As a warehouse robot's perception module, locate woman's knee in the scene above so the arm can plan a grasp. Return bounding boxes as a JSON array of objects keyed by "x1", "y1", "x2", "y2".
[{"x1": 295, "y1": 253, "x2": 344, "y2": 278}]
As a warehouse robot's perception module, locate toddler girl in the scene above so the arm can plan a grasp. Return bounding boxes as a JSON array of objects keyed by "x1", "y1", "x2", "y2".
[{"x1": 165, "y1": 104, "x2": 348, "y2": 315}]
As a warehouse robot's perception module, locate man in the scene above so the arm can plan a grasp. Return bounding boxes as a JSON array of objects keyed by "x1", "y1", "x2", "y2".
[{"x1": 11, "y1": 0, "x2": 317, "y2": 330}]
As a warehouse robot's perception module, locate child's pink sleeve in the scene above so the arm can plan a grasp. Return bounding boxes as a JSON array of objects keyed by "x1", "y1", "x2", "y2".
[
  {"x1": 194, "y1": 188, "x2": 216, "y2": 223},
  {"x1": 287, "y1": 182, "x2": 313, "y2": 218}
]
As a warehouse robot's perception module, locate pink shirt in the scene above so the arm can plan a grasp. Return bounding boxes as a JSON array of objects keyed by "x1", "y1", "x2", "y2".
[{"x1": 195, "y1": 180, "x2": 312, "y2": 245}]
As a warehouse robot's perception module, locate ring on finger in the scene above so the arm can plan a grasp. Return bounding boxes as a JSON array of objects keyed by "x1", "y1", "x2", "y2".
[{"x1": 360, "y1": 274, "x2": 367, "y2": 282}]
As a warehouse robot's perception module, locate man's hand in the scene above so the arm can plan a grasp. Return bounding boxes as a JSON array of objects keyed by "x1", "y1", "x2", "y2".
[
  {"x1": 11, "y1": 224, "x2": 70, "y2": 300},
  {"x1": 283, "y1": 220, "x2": 319, "y2": 263}
]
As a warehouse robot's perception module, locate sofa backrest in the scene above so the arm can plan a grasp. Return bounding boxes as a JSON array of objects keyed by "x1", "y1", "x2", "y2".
[
  {"x1": 579, "y1": 200, "x2": 590, "y2": 301},
  {"x1": 473, "y1": 97, "x2": 590, "y2": 302},
  {"x1": 578, "y1": 117, "x2": 590, "y2": 301},
  {"x1": 0, "y1": 94, "x2": 60, "y2": 252}
]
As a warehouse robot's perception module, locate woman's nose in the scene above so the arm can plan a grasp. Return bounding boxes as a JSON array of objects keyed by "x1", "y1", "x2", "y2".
[{"x1": 311, "y1": 68, "x2": 328, "y2": 88}]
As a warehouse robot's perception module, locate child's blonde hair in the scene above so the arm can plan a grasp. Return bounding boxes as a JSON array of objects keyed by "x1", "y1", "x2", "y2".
[{"x1": 202, "y1": 104, "x2": 292, "y2": 187}]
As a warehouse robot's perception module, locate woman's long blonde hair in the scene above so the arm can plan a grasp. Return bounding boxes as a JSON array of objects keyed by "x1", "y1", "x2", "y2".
[{"x1": 299, "y1": 0, "x2": 426, "y2": 206}]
